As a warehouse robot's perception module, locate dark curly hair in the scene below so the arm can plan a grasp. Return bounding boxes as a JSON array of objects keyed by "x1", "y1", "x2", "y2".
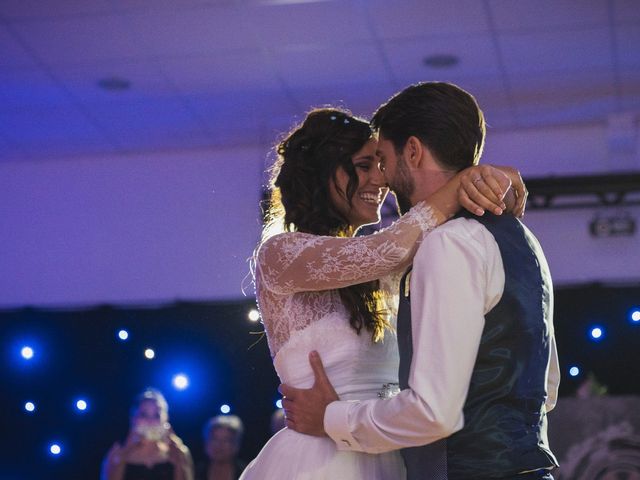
[{"x1": 263, "y1": 107, "x2": 388, "y2": 342}]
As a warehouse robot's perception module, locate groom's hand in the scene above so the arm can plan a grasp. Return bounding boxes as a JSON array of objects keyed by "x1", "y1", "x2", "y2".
[{"x1": 280, "y1": 351, "x2": 339, "y2": 437}]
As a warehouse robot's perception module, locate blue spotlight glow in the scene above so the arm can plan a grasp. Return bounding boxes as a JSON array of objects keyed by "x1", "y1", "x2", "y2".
[
  {"x1": 117, "y1": 329, "x2": 129, "y2": 341},
  {"x1": 589, "y1": 326, "x2": 604, "y2": 340},
  {"x1": 220, "y1": 404, "x2": 231, "y2": 414},
  {"x1": 75, "y1": 399, "x2": 88, "y2": 411},
  {"x1": 25, "y1": 401, "x2": 36, "y2": 412},
  {"x1": 275, "y1": 399, "x2": 283, "y2": 409},
  {"x1": 569, "y1": 366, "x2": 580, "y2": 377},
  {"x1": 21, "y1": 346, "x2": 34, "y2": 360},
  {"x1": 49, "y1": 443, "x2": 62, "y2": 456},
  {"x1": 172, "y1": 373, "x2": 189, "y2": 391},
  {"x1": 630, "y1": 308, "x2": 640, "y2": 323}
]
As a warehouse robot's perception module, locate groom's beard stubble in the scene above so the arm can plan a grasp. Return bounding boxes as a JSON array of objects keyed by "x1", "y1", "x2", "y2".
[{"x1": 390, "y1": 154, "x2": 415, "y2": 215}]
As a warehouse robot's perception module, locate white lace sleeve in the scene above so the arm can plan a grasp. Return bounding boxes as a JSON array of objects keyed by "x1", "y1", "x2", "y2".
[{"x1": 256, "y1": 201, "x2": 438, "y2": 295}]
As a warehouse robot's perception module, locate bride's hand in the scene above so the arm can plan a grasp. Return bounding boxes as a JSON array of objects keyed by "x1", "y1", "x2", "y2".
[
  {"x1": 458, "y1": 164, "x2": 527, "y2": 217},
  {"x1": 495, "y1": 165, "x2": 528, "y2": 217}
]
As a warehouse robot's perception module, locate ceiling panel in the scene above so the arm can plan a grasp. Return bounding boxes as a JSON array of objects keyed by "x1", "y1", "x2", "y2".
[
  {"x1": 271, "y1": 44, "x2": 389, "y2": 88},
  {"x1": 288, "y1": 81, "x2": 397, "y2": 119},
  {"x1": 183, "y1": 89, "x2": 298, "y2": 145},
  {"x1": 489, "y1": 0, "x2": 608, "y2": 31},
  {"x1": 367, "y1": 0, "x2": 490, "y2": 38},
  {"x1": 86, "y1": 98, "x2": 213, "y2": 151},
  {"x1": 0, "y1": 68, "x2": 72, "y2": 110},
  {"x1": 613, "y1": 0, "x2": 640, "y2": 25},
  {"x1": 616, "y1": 25, "x2": 640, "y2": 69},
  {"x1": 500, "y1": 28, "x2": 613, "y2": 75},
  {"x1": 51, "y1": 60, "x2": 177, "y2": 104},
  {"x1": 126, "y1": 7, "x2": 258, "y2": 58},
  {"x1": 510, "y1": 71, "x2": 617, "y2": 126},
  {"x1": 0, "y1": 134, "x2": 27, "y2": 161},
  {"x1": 159, "y1": 50, "x2": 282, "y2": 94},
  {"x1": 383, "y1": 34, "x2": 501, "y2": 84},
  {"x1": 12, "y1": 14, "x2": 146, "y2": 66},
  {"x1": 0, "y1": 26, "x2": 39, "y2": 69},
  {"x1": 244, "y1": 0, "x2": 370, "y2": 47},
  {"x1": 0, "y1": 0, "x2": 113, "y2": 20},
  {"x1": 0, "y1": 0, "x2": 635, "y2": 160}
]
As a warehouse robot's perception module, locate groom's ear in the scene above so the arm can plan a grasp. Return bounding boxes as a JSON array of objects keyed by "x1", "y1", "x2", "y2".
[{"x1": 404, "y1": 136, "x2": 424, "y2": 169}]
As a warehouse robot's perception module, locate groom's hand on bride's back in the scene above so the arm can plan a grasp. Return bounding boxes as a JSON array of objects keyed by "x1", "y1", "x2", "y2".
[{"x1": 279, "y1": 351, "x2": 339, "y2": 437}]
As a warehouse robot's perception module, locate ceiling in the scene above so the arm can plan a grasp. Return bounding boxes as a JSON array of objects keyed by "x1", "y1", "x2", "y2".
[{"x1": 0, "y1": 0, "x2": 638, "y2": 161}]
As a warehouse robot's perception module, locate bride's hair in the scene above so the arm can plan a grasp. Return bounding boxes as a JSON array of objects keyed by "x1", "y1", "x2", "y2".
[{"x1": 262, "y1": 107, "x2": 388, "y2": 342}]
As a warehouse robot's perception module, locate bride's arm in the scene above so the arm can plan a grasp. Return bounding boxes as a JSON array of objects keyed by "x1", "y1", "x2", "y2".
[
  {"x1": 256, "y1": 200, "x2": 437, "y2": 295},
  {"x1": 257, "y1": 165, "x2": 512, "y2": 295}
]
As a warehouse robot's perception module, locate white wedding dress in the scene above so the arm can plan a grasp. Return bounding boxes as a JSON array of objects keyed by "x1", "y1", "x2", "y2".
[{"x1": 240, "y1": 202, "x2": 437, "y2": 480}]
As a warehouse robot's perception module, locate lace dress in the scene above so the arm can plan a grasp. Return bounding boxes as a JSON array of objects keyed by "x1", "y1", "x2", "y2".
[{"x1": 240, "y1": 202, "x2": 438, "y2": 480}]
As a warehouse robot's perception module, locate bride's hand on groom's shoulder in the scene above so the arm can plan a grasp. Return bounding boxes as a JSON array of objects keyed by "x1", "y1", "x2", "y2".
[
  {"x1": 458, "y1": 164, "x2": 527, "y2": 218},
  {"x1": 279, "y1": 351, "x2": 338, "y2": 437}
]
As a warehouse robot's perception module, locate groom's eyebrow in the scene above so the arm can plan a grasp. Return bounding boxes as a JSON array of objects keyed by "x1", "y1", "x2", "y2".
[{"x1": 354, "y1": 154, "x2": 375, "y2": 162}]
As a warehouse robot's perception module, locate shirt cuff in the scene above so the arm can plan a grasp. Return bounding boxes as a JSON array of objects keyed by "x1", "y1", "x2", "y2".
[{"x1": 324, "y1": 400, "x2": 362, "y2": 451}]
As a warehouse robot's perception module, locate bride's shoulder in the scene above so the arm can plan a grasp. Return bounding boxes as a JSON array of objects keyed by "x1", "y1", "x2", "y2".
[{"x1": 256, "y1": 231, "x2": 318, "y2": 264}]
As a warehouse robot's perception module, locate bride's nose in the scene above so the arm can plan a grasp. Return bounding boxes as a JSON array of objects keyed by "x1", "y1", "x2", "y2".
[{"x1": 369, "y1": 164, "x2": 385, "y2": 186}]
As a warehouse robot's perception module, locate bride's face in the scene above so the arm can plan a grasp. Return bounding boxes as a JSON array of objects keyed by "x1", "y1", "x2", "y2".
[{"x1": 329, "y1": 138, "x2": 388, "y2": 229}]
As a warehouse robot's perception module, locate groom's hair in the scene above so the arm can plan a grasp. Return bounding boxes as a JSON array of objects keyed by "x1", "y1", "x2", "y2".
[{"x1": 371, "y1": 82, "x2": 486, "y2": 171}]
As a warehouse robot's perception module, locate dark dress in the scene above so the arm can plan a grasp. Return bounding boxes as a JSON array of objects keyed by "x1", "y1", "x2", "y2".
[
  {"x1": 195, "y1": 459, "x2": 247, "y2": 480},
  {"x1": 123, "y1": 461, "x2": 174, "y2": 480}
]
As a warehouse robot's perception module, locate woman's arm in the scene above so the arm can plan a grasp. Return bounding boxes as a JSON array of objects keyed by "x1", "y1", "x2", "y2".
[
  {"x1": 257, "y1": 165, "x2": 513, "y2": 295},
  {"x1": 100, "y1": 443, "x2": 126, "y2": 480}
]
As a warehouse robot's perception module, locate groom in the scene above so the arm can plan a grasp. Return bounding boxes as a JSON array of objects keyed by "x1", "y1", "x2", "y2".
[{"x1": 281, "y1": 82, "x2": 560, "y2": 479}]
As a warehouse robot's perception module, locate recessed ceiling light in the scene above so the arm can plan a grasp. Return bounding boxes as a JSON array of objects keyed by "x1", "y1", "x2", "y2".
[
  {"x1": 423, "y1": 54, "x2": 459, "y2": 69},
  {"x1": 97, "y1": 76, "x2": 131, "y2": 92}
]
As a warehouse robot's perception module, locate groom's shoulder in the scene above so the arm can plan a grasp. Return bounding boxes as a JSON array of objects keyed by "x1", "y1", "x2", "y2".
[
  {"x1": 416, "y1": 216, "x2": 496, "y2": 259},
  {"x1": 434, "y1": 216, "x2": 490, "y2": 239}
]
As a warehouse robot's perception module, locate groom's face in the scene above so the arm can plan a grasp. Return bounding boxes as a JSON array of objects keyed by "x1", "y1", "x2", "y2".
[{"x1": 376, "y1": 134, "x2": 415, "y2": 214}]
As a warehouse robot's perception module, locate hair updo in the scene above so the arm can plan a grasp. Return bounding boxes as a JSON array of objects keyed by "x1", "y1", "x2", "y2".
[
  {"x1": 263, "y1": 107, "x2": 388, "y2": 342},
  {"x1": 270, "y1": 108, "x2": 372, "y2": 236}
]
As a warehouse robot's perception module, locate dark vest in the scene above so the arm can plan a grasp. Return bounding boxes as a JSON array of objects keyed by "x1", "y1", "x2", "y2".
[{"x1": 396, "y1": 213, "x2": 558, "y2": 479}]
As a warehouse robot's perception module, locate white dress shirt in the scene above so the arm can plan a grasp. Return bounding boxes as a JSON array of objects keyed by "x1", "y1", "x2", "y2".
[{"x1": 324, "y1": 217, "x2": 560, "y2": 454}]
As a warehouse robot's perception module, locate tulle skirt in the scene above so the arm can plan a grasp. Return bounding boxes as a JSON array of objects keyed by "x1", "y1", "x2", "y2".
[{"x1": 240, "y1": 427, "x2": 405, "y2": 480}]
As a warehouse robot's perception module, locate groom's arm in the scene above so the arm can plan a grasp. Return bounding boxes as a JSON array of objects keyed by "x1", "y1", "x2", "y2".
[{"x1": 324, "y1": 222, "x2": 504, "y2": 453}]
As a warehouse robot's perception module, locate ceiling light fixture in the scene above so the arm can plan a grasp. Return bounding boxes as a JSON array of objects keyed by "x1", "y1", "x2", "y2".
[
  {"x1": 97, "y1": 76, "x2": 131, "y2": 92},
  {"x1": 423, "y1": 54, "x2": 459, "y2": 69}
]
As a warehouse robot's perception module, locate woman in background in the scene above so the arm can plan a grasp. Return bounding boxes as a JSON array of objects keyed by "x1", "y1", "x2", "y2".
[{"x1": 101, "y1": 388, "x2": 194, "y2": 480}]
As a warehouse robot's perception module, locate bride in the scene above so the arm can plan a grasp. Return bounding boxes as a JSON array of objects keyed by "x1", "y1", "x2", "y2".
[{"x1": 240, "y1": 108, "x2": 520, "y2": 479}]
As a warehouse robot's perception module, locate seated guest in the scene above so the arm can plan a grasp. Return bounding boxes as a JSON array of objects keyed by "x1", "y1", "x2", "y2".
[
  {"x1": 101, "y1": 388, "x2": 194, "y2": 480},
  {"x1": 196, "y1": 415, "x2": 246, "y2": 480}
]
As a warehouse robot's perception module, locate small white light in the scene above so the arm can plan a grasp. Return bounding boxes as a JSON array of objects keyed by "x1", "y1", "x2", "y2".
[
  {"x1": 569, "y1": 366, "x2": 580, "y2": 377},
  {"x1": 118, "y1": 329, "x2": 129, "y2": 341},
  {"x1": 590, "y1": 327, "x2": 603, "y2": 339},
  {"x1": 25, "y1": 401, "x2": 36, "y2": 412},
  {"x1": 144, "y1": 348, "x2": 155, "y2": 359},
  {"x1": 50, "y1": 444, "x2": 62, "y2": 455},
  {"x1": 76, "y1": 399, "x2": 87, "y2": 411},
  {"x1": 220, "y1": 404, "x2": 231, "y2": 414},
  {"x1": 631, "y1": 310, "x2": 640, "y2": 322},
  {"x1": 275, "y1": 399, "x2": 283, "y2": 409},
  {"x1": 21, "y1": 346, "x2": 34, "y2": 360},
  {"x1": 172, "y1": 374, "x2": 189, "y2": 390},
  {"x1": 248, "y1": 309, "x2": 260, "y2": 322}
]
